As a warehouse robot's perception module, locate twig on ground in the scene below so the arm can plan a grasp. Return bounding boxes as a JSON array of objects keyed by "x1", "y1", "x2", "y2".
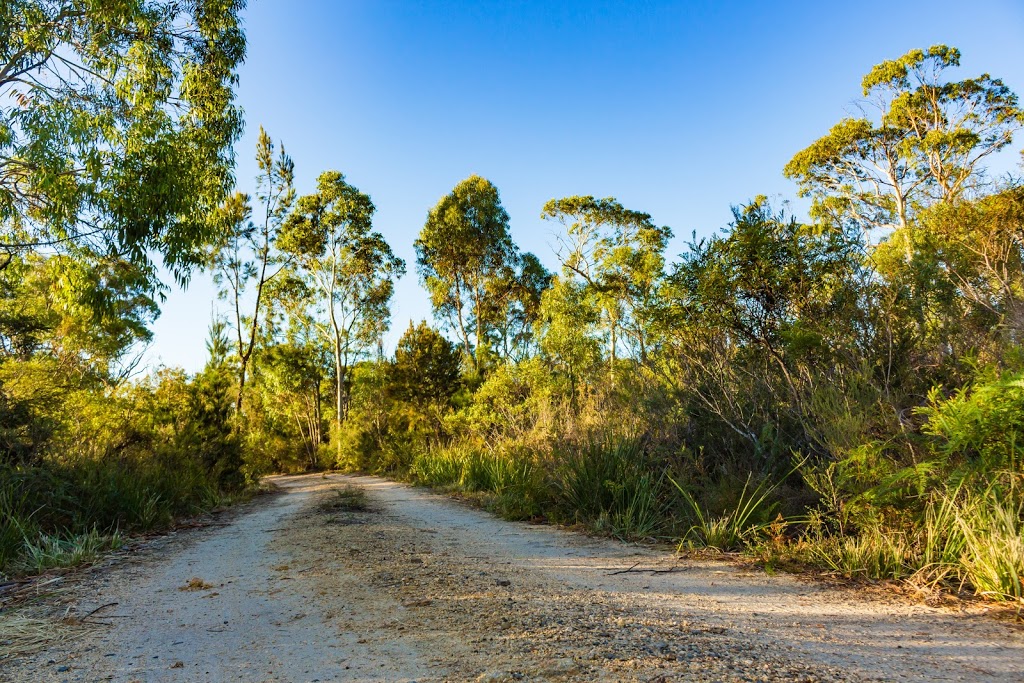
[
  {"x1": 79, "y1": 602, "x2": 119, "y2": 622},
  {"x1": 605, "y1": 562, "x2": 687, "y2": 576}
]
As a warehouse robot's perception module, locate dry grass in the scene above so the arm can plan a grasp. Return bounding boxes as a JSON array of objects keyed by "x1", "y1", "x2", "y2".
[
  {"x1": 319, "y1": 485, "x2": 369, "y2": 513},
  {"x1": 0, "y1": 613, "x2": 66, "y2": 660}
]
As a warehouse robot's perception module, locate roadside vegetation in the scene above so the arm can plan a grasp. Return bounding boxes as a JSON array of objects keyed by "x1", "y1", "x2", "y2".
[
  {"x1": 1, "y1": 4, "x2": 1021, "y2": 608},
  {"x1": 0, "y1": 0, "x2": 248, "y2": 576},
  {"x1": 331, "y1": 47, "x2": 1024, "y2": 604}
]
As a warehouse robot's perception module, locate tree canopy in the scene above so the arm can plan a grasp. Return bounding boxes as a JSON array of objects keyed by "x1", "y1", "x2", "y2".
[
  {"x1": 785, "y1": 46, "x2": 1024, "y2": 235},
  {"x1": 0, "y1": 0, "x2": 246, "y2": 282},
  {"x1": 415, "y1": 175, "x2": 518, "y2": 373}
]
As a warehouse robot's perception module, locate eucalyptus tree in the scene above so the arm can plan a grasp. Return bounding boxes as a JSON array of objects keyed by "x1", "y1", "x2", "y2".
[
  {"x1": 279, "y1": 171, "x2": 404, "y2": 457},
  {"x1": 209, "y1": 128, "x2": 295, "y2": 414},
  {"x1": 487, "y1": 252, "x2": 552, "y2": 361},
  {"x1": 785, "y1": 45, "x2": 1024, "y2": 238},
  {"x1": 0, "y1": 0, "x2": 246, "y2": 287},
  {"x1": 261, "y1": 271, "x2": 332, "y2": 458},
  {"x1": 541, "y1": 196, "x2": 671, "y2": 367},
  {"x1": 785, "y1": 45, "x2": 1024, "y2": 382},
  {"x1": 415, "y1": 175, "x2": 518, "y2": 373}
]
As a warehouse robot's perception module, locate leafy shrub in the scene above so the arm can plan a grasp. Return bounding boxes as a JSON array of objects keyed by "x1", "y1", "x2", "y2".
[{"x1": 918, "y1": 371, "x2": 1024, "y2": 473}]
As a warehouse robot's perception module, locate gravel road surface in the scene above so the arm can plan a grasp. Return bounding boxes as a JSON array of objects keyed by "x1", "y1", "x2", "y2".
[{"x1": 3, "y1": 473, "x2": 1022, "y2": 682}]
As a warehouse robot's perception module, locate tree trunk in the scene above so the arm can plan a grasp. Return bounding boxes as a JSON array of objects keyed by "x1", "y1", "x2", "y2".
[
  {"x1": 313, "y1": 376, "x2": 322, "y2": 445},
  {"x1": 608, "y1": 313, "x2": 617, "y2": 385},
  {"x1": 453, "y1": 276, "x2": 475, "y2": 373},
  {"x1": 235, "y1": 362, "x2": 247, "y2": 416},
  {"x1": 334, "y1": 334, "x2": 344, "y2": 462}
]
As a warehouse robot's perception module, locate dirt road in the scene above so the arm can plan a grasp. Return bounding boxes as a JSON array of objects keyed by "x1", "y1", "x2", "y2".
[{"x1": 3, "y1": 474, "x2": 1023, "y2": 682}]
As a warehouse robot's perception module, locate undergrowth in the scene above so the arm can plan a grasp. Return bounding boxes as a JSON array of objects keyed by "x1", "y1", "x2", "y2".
[
  {"x1": 0, "y1": 455, "x2": 231, "y2": 579},
  {"x1": 346, "y1": 429, "x2": 1024, "y2": 606}
]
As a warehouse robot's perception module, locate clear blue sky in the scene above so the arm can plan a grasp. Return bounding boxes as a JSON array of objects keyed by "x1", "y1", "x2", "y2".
[{"x1": 146, "y1": 0, "x2": 1024, "y2": 373}]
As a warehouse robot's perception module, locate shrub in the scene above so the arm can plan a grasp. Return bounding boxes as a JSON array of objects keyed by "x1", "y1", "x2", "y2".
[{"x1": 554, "y1": 437, "x2": 673, "y2": 539}]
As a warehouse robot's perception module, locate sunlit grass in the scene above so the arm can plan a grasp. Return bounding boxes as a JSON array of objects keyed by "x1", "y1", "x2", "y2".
[{"x1": 15, "y1": 528, "x2": 124, "y2": 576}]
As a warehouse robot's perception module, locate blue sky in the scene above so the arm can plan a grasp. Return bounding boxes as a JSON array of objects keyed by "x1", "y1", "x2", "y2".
[{"x1": 146, "y1": 0, "x2": 1024, "y2": 373}]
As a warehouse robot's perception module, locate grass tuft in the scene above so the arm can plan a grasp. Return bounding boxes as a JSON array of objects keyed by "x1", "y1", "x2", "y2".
[
  {"x1": 321, "y1": 485, "x2": 369, "y2": 513},
  {"x1": 672, "y1": 473, "x2": 780, "y2": 551}
]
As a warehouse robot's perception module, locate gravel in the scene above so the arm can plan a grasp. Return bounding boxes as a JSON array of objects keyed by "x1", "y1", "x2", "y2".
[{"x1": 2, "y1": 473, "x2": 1022, "y2": 682}]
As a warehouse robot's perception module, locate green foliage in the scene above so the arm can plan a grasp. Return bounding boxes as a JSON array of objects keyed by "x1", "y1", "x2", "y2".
[
  {"x1": 415, "y1": 175, "x2": 523, "y2": 372},
  {"x1": 657, "y1": 197, "x2": 867, "y2": 463},
  {"x1": 785, "y1": 45, "x2": 1024, "y2": 230},
  {"x1": 408, "y1": 442, "x2": 548, "y2": 521},
  {"x1": 542, "y1": 195, "x2": 672, "y2": 365},
  {"x1": 553, "y1": 437, "x2": 671, "y2": 539},
  {"x1": 0, "y1": 450, "x2": 224, "y2": 577},
  {"x1": 0, "y1": 1, "x2": 255, "y2": 580},
  {"x1": 0, "y1": 336, "x2": 242, "y2": 576},
  {"x1": 181, "y1": 361, "x2": 243, "y2": 492},
  {"x1": 956, "y1": 487, "x2": 1023, "y2": 601},
  {"x1": 7, "y1": 32, "x2": 1024, "y2": 608},
  {"x1": 456, "y1": 357, "x2": 562, "y2": 444},
  {"x1": 16, "y1": 529, "x2": 123, "y2": 576},
  {"x1": 918, "y1": 371, "x2": 1024, "y2": 472},
  {"x1": 812, "y1": 528, "x2": 914, "y2": 580},
  {"x1": 388, "y1": 321, "x2": 462, "y2": 408},
  {"x1": 280, "y1": 170, "x2": 405, "y2": 448},
  {"x1": 0, "y1": 0, "x2": 246, "y2": 283},
  {"x1": 672, "y1": 474, "x2": 782, "y2": 551},
  {"x1": 208, "y1": 127, "x2": 295, "y2": 414}
]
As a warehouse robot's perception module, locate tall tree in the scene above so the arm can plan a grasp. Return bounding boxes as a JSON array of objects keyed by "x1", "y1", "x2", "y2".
[
  {"x1": 0, "y1": 0, "x2": 246, "y2": 284},
  {"x1": 261, "y1": 271, "x2": 331, "y2": 464},
  {"x1": 279, "y1": 171, "x2": 404, "y2": 458},
  {"x1": 415, "y1": 175, "x2": 517, "y2": 373},
  {"x1": 541, "y1": 196, "x2": 671, "y2": 367},
  {"x1": 785, "y1": 45, "x2": 1024, "y2": 237},
  {"x1": 209, "y1": 128, "x2": 295, "y2": 415}
]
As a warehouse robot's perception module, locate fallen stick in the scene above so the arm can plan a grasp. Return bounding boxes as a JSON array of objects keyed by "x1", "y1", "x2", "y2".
[
  {"x1": 605, "y1": 563, "x2": 687, "y2": 576},
  {"x1": 79, "y1": 602, "x2": 119, "y2": 622}
]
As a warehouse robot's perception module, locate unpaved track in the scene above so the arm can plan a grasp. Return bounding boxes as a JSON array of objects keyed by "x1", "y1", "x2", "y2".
[{"x1": 3, "y1": 474, "x2": 1023, "y2": 682}]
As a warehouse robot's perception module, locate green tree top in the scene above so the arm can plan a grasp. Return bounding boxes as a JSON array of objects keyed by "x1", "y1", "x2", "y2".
[
  {"x1": 279, "y1": 170, "x2": 405, "y2": 435},
  {"x1": 541, "y1": 195, "x2": 671, "y2": 364},
  {"x1": 387, "y1": 320, "x2": 462, "y2": 408},
  {"x1": 785, "y1": 45, "x2": 1024, "y2": 232},
  {"x1": 0, "y1": 0, "x2": 246, "y2": 280},
  {"x1": 415, "y1": 175, "x2": 518, "y2": 372}
]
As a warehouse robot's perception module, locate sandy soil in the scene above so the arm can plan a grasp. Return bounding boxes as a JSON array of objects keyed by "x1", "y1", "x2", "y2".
[{"x1": 2, "y1": 473, "x2": 1023, "y2": 682}]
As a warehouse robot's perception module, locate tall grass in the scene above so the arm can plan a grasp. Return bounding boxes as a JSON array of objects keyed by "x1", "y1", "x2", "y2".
[
  {"x1": 955, "y1": 486, "x2": 1023, "y2": 601},
  {"x1": 673, "y1": 473, "x2": 781, "y2": 551},
  {"x1": 409, "y1": 443, "x2": 548, "y2": 520},
  {"x1": 553, "y1": 437, "x2": 672, "y2": 539},
  {"x1": 403, "y1": 437, "x2": 674, "y2": 534},
  {"x1": 805, "y1": 479, "x2": 1023, "y2": 601},
  {"x1": 812, "y1": 529, "x2": 914, "y2": 580},
  {"x1": 0, "y1": 454, "x2": 226, "y2": 578}
]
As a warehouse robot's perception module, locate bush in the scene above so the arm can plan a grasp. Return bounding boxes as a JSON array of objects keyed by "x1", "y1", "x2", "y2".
[
  {"x1": 553, "y1": 437, "x2": 673, "y2": 539},
  {"x1": 919, "y1": 371, "x2": 1024, "y2": 473}
]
